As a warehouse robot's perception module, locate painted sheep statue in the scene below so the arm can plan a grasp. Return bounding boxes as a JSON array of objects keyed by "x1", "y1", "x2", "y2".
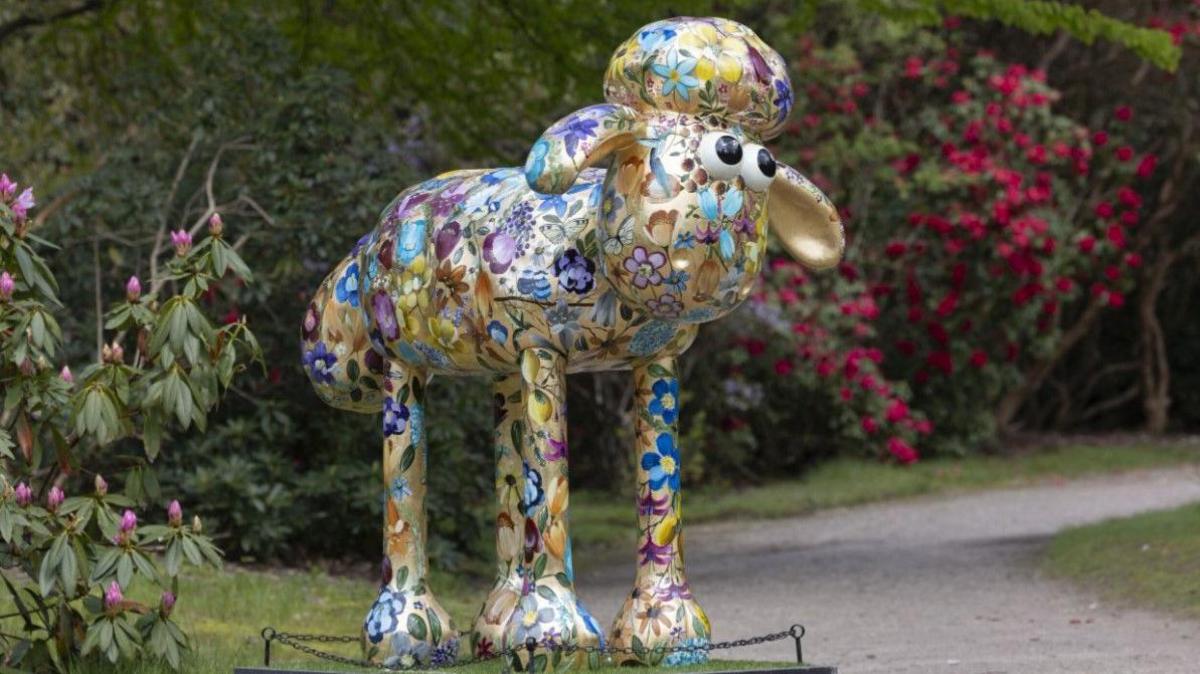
[{"x1": 301, "y1": 16, "x2": 843, "y2": 669}]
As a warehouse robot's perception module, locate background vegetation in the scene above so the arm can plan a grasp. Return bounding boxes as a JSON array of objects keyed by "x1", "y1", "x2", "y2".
[{"x1": 1, "y1": 0, "x2": 1197, "y2": 668}]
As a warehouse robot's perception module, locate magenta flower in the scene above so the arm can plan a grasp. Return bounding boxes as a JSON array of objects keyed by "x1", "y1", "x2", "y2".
[
  {"x1": 544, "y1": 437, "x2": 567, "y2": 461},
  {"x1": 170, "y1": 229, "x2": 193, "y2": 256},
  {"x1": 168, "y1": 500, "x2": 183, "y2": 526},
  {"x1": 119, "y1": 509, "x2": 137, "y2": 533},
  {"x1": 208, "y1": 212, "x2": 224, "y2": 236},
  {"x1": 637, "y1": 490, "x2": 669, "y2": 517},
  {"x1": 104, "y1": 581, "x2": 123, "y2": 611},
  {"x1": 47, "y1": 486, "x2": 64, "y2": 511},
  {"x1": 637, "y1": 531, "x2": 673, "y2": 566},
  {"x1": 0, "y1": 174, "x2": 14, "y2": 200},
  {"x1": 0, "y1": 271, "x2": 13, "y2": 301},
  {"x1": 482, "y1": 231, "x2": 517, "y2": 274},
  {"x1": 94, "y1": 474, "x2": 108, "y2": 496},
  {"x1": 161, "y1": 591, "x2": 176, "y2": 617},
  {"x1": 624, "y1": 246, "x2": 667, "y2": 288},
  {"x1": 60, "y1": 365, "x2": 73, "y2": 384},
  {"x1": 12, "y1": 187, "x2": 35, "y2": 221},
  {"x1": 126, "y1": 276, "x2": 141, "y2": 301},
  {"x1": 14, "y1": 482, "x2": 32, "y2": 507}
]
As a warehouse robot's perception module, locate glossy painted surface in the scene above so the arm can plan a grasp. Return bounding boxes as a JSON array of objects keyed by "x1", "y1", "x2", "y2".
[{"x1": 300, "y1": 16, "x2": 844, "y2": 669}]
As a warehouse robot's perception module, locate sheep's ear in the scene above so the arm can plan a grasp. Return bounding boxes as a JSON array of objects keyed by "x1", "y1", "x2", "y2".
[
  {"x1": 768, "y1": 163, "x2": 845, "y2": 270},
  {"x1": 524, "y1": 103, "x2": 641, "y2": 194}
]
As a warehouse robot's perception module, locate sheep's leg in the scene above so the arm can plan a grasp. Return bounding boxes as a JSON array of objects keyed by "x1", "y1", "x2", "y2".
[
  {"x1": 362, "y1": 363, "x2": 459, "y2": 667},
  {"x1": 470, "y1": 372, "x2": 525, "y2": 659},
  {"x1": 607, "y1": 356, "x2": 711, "y2": 666},
  {"x1": 503, "y1": 348, "x2": 603, "y2": 670}
]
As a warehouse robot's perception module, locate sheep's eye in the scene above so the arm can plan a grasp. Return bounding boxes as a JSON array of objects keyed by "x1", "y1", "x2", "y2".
[
  {"x1": 740, "y1": 144, "x2": 777, "y2": 191},
  {"x1": 698, "y1": 132, "x2": 742, "y2": 180}
]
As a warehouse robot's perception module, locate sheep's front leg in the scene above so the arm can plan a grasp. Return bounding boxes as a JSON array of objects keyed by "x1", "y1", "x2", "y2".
[
  {"x1": 503, "y1": 348, "x2": 603, "y2": 670},
  {"x1": 363, "y1": 363, "x2": 459, "y2": 667},
  {"x1": 471, "y1": 373, "x2": 525, "y2": 658},
  {"x1": 608, "y1": 356, "x2": 711, "y2": 666}
]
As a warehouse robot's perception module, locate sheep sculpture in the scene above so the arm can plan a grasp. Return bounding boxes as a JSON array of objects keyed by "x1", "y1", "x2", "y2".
[{"x1": 300, "y1": 16, "x2": 844, "y2": 669}]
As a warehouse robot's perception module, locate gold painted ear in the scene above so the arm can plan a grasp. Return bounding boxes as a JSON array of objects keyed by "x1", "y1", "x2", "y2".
[
  {"x1": 524, "y1": 103, "x2": 641, "y2": 194},
  {"x1": 768, "y1": 163, "x2": 845, "y2": 270}
]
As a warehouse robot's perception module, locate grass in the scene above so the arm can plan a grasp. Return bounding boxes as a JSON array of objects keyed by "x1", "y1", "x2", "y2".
[
  {"x1": 1044, "y1": 501, "x2": 1200, "y2": 621},
  {"x1": 4, "y1": 442, "x2": 1196, "y2": 672},
  {"x1": 573, "y1": 442, "x2": 1200, "y2": 550}
]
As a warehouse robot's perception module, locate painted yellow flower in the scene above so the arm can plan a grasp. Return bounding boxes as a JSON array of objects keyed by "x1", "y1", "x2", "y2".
[
  {"x1": 653, "y1": 513, "x2": 679, "y2": 546},
  {"x1": 428, "y1": 315, "x2": 460, "y2": 349},
  {"x1": 548, "y1": 475, "x2": 569, "y2": 516},
  {"x1": 679, "y1": 23, "x2": 746, "y2": 83},
  {"x1": 529, "y1": 389, "x2": 553, "y2": 425},
  {"x1": 520, "y1": 349, "x2": 540, "y2": 385},
  {"x1": 544, "y1": 518, "x2": 567, "y2": 557}
]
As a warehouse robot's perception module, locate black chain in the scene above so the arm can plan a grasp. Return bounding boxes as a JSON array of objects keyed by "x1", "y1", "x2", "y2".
[{"x1": 261, "y1": 623, "x2": 806, "y2": 672}]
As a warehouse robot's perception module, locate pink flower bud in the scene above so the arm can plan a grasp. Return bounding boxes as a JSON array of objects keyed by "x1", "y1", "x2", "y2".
[
  {"x1": 59, "y1": 365, "x2": 73, "y2": 384},
  {"x1": 14, "y1": 482, "x2": 32, "y2": 507},
  {"x1": 160, "y1": 591, "x2": 176, "y2": 617},
  {"x1": 94, "y1": 474, "x2": 108, "y2": 496},
  {"x1": 170, "y1": 229, "x2": 193, "y2": 256},
  {"x1": 208, "y1": 212, "x2": 224, "y2": 237},
  {"x1": 125, "y1": 275, "x2": 141, "y2": 302},
  {"x1": 12, "y1": 187, "x2": 35, "y2": 221},
  {"x1": 0, "y1": 271, "x2": 13, "y2": 301},
  {"x1": 0, "y1": 174, "x2": 14, "y2": 200},
  {"x1": 167, "y1": 500, "x2": 183, "y2": 526},
  {"x1": 47, "y1": 486, "x2": 64, "y2": 511},
  {"x1": 104, "y1": 581, "x2": 123, "y2": 612},
  {"x1": 119, "y1": 509, "x2": 137, "y2": 533}
]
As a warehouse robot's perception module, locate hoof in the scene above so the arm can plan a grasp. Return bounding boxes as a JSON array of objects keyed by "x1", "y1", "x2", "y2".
[
  {"x1": 363, "y1": 586, "x2": 460, "y2": 667},
  {"x1": 607, "y1": 577, "x2": 710, "y2": 666}
]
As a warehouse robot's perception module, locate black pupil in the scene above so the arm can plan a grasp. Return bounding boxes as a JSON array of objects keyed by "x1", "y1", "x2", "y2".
[
  {"x1": 715, "y1": 136, "x2": 742, "y2": 165},
  {"x1": 758, "y1": 148, "x2": 777, "y2": 177}
]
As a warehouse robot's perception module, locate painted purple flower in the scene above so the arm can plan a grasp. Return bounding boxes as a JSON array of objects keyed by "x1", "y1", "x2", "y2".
[
  {"x1": 382, "y1": 396, "x2": 409, "y2": 436},
  {"x1": 553, "y1": 248, "x2": 595, "y2": 294},
  {"x1": 638, "y1": 531, "x2": 673, "y2": 566},
  {"x1": 646, "y1": 293, "x2": 683, "y2": 317},
  {"x1": 429, "y1": 180, "x2": 470, "y2": 218},
  {"x1": 624, "y1": 246, "x2": 667, "y2": 288},
  {"x1": 695, "y1": 224, "x2": 721, "y2": 245},
  {"x1": 434, "y1": 221, "x2": 461, "y2": 260},
  {"x1": 303, "y1": 341, "x2": 337, "y2": 383},
  {"x1": 773, "y1": 78, "x2": 793, "y2": 121},
  {"x1": 638, "y1": 490, "x2": 669, "y2": 517},
  {"x1": 657, "y1": 581, "x2": 693, "y2": 601},
  {"x1": 301, "y1": 302, "x2": 321, "y2": 342},
  {"x1": 483, "y1": 231, "x2": 517, "y2": 274},
  {"x1": 371, "y1": 291, "x2": 399, "y2": 341},
  {"x1": 551, "y1": 113, "x2": 600, "y2": 157},
  {"x1": 545, "y1": 437, "x2": 567, "y2": 461},
  {"x1": 394, "y1": 192, "x2": 430, "y2": 221}
]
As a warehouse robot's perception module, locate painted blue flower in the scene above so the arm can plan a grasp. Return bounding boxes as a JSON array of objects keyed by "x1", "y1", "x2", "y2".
[
  {"x1": 666, "y1": 270, "x2": 689, "y2": 293},
  {"x1": 382, "y1": 396, "x2": 409, "y2": 436},
  {"x1": 430, "y1": 639, "x2": 459, "y2": 667},
  {"x1": 773, "y1": 78, "x2": 793, "y2": 122},
  {"x1": 630, "y1": 320, "x2": 677, "y2": 356},
  {"x1": 487, "y1": 320, "x2": 508, "y2": 344},
  {"x1": 718, "y1": 229, "x2": 735, "y2": 261},
  {"x1": 649, "y1": 377, "x2": 679, "y2": 425},
  {"x1": 576, "y1": 597, "x2": 605, "y2": 647},
  {"x1": 335, "y1": 262, "x2": 360, "y2": 307},
  {"x1": 722, "y1": 188, "x2": 744, "y2": 217},
  {"x1": 674, "y1": 231, "x2": 697, "y2": 250},
  {"x1": 638, "y1": 25, "x2": 677, "y2": 52},
  {"x1": 351, "y1": 232, "x2": 372, "y2": 256},
  {"x1": 397, "y1": 219, "x2": 426, "y2": 265},
  {"x1": 642, "y1": 432, "x2": 681, "y2": 492},
  {"x1": 517, "y1": 269, "x2": 553, "y2": 301},
  {"x1": 698, "y1": 187, "x2": 719, "y2": 220},
  {"x1": 651, "y1": 51, "x2": 700, "y2": 101},
  {"x1": 302, "y1": 341, "x2": 337, "y2": 384},
  {"x1": 390, "y1": 476, "x2": 412, "y2": 502},
  {"x1": 523, "y1": 462, "x2": 544, "y2": 515},
  {"x1": 538, "y1": 193, "x2": 568, "y2": 216},
  {"x1": 663, "y1": 637, "x2": 710, "y2": 667},
  {"x1": 364, "y1": 588, "x2": 406, "y2": 644},
  {"x1": 552, "y1": 113, "x2": 600, "y2": 158},
  {"x1": 553, "y1": 248, "x2": 596, "y2": 294},
  {"x1": 525, "y1": 139, "x2": 550, "y2": 184}
]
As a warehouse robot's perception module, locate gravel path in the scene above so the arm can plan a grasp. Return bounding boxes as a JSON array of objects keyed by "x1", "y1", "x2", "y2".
[{"x1": 576, "y1": 468, "x2": 1200, "y2": 674}]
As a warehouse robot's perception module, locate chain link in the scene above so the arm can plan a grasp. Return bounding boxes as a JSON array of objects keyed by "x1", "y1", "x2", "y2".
[{"x1": 261, "y1": 623, "x2": 806, "y2": 672}]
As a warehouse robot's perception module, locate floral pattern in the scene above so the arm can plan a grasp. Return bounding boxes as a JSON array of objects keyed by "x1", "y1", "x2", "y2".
[{"x1": 300, "y1": 15, "x2": 842, "y2": 669}]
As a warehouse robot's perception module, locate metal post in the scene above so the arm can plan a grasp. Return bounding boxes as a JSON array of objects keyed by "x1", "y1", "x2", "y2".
[
  {"x1": 525, "y1": 637, "x2": 539, "y2": 674},
  {"x1": 261, "y1": 628, "x2": 275, "y2": 667},
  {"x1": 790, "y1": 624, "x2": 806, "y2": 664}
]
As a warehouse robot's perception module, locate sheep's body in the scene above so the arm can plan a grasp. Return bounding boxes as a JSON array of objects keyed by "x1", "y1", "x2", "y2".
[{"x1": 301, "y1": 165, "x2": 698, "y2": 412}]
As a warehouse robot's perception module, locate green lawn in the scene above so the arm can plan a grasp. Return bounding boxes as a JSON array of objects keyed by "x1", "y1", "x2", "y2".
[
  {"x1": 1044, "y1": 501, "x2": 1200, "y2": 620},
  {"x1": 573, "y1": 442, "x2": 1200, "y2": 550},
  {"x1": 4, "y1": 442, "x2": 1196, "y2": 672}
]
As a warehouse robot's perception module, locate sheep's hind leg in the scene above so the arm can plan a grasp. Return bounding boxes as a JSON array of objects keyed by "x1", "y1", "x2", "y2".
[
  {"x1": 503, "y1": 348, "x2": 603, "y2": 670},
  {"x1": 608, "y1": 356, "x2": 711, "y2": 666},
  {"x1": 362, "y1": 362, "x2": 459, "y2": 667},
  {"x1": 471, "y1": 372, "x2": 525, "y2": 659}
]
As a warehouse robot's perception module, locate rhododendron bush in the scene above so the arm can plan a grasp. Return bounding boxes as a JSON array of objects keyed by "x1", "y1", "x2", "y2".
[{"x1": 687, "y1": 20, "x2": 1153, "y2": 463}]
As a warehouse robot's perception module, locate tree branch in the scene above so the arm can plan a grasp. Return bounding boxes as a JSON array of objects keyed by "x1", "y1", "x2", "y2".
[{"x1": 0, "y1": 0, "x2": 104, "y2": 47}]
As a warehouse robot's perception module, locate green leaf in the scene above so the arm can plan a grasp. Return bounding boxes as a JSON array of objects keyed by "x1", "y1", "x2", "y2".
[
  {"x1": 427, "y1": 608, "x2": 442, "y2": 645},
  {"x1": 399, "y1": 444, "x2": 416, "y2": 473},
  {"x1": 406, "y1": 613, "x2": 427, "y2": 641},
  {"x1": 143, "y1": 409, "x2": 162, "y2": 461}
]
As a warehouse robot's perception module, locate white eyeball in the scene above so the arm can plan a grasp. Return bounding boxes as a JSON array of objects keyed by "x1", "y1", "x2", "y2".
[
  {"x1": 740, "y1": 143, "x2": 777, "y2": 192},
  {"x1": 698, "y1": 132, "x2": 743, "y2": 180}
]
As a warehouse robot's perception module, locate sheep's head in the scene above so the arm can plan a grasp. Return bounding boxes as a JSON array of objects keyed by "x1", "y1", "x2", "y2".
[{"x1": 524, "y1": 17, "x2": 843, "y2": 323}]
